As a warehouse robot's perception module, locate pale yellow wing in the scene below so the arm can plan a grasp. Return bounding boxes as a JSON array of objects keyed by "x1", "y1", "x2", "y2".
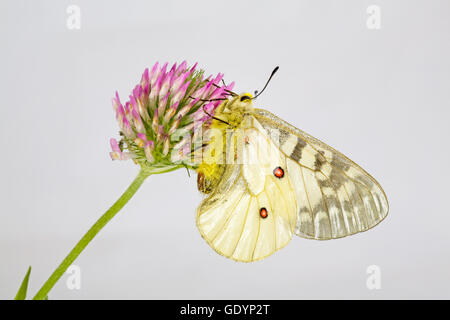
[
  {"x1": 196, "y1": 125, "x2": 297, "y2": 262},
  {"x1": 253, "y1": 108, "x2": 389, "y2": 240}
]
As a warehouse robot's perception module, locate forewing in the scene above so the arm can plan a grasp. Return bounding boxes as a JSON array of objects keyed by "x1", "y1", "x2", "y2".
[{"x1": 253, "y1": 108, "x2": 389, "y2": 240}]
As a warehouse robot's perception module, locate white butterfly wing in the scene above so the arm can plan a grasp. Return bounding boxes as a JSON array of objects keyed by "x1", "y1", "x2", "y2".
[
  {"x1": 196, "y1": 125, "x2": 297, "y2": 262},
  {"x1": 197, "y1": 109, "x2": 388, "y2": 262},
  {"x1": 253, "y1": 108, "x2": 389, "y2": 240}
]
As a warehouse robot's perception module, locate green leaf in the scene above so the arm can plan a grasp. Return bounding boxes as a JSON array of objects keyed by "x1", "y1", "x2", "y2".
[{"x1": 14, "y1": 266, "x2": 31, "y2": 300}]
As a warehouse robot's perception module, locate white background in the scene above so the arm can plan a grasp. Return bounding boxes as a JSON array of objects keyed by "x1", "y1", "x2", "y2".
[{"x1": 1, "y1": 0, "x2": 449, "y2": 299}]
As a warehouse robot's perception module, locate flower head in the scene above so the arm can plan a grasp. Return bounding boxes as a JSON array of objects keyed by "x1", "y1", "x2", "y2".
[{"x1": 110, "y1": 61, "x2": 234, "y2": 172}]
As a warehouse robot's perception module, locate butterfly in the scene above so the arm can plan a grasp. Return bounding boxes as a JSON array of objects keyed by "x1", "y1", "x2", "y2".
[{"x1": 194, "y1": 74, "x2": 389, "y2": 262}]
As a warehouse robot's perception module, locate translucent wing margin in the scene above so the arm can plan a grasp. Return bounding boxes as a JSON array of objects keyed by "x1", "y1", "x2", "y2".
[{"x1": 253, "y1": 108, "x2": 389, "y2": 240}]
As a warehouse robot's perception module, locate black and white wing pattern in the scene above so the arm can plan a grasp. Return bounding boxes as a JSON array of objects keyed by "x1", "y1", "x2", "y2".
[{"x1": 253, "y1": 108, "x2": 389, "y2": 240}]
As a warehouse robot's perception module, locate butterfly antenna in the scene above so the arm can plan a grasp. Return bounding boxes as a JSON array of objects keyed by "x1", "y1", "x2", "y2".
[
  {"x1": 189, "y1": 95, "x2": 228, "y2": 102},
  {"x1": 253, "y1": 66, "x2": 279, "y2": 100}
]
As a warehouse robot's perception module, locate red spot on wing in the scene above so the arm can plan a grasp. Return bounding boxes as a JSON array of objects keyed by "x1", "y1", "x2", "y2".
[
  {"x1": 260, "y1": 207, "x2": 268, "y2": 219},
  {"x1": 273, "y1": 166, "x2": 284, "y2": 178}
]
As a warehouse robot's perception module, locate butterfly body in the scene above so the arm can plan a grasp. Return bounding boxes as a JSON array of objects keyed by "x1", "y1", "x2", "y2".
[
  {"x1": 196, "y1": 94, "x2": 254, "y2": 193},
  {"x1": 196, "y1": 93, "x2": 389, "y2": 262}
]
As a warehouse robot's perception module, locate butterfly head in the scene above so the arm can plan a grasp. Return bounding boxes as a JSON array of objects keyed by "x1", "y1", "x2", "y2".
[{"x1": 227, "y1": 93, "x2": 254, "y2": 111}]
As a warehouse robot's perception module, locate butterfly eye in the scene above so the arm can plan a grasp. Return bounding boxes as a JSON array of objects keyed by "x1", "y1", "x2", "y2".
[
  {"x1": 273, "y1": 166, "x2": 284, "y2": 179},
  {"x1": 240, "y1": 95, "x2": 251, "y2": 102},
  {"x1": 259, "y1": 207, "x2": 268, "y2": 219}
]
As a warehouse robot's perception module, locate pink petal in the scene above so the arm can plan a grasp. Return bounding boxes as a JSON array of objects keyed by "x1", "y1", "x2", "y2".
[
  {"x1": 175, "y1": 61, "x2": 187, "y2": 75},
  {"x1": 212, "y1": 73, "x2": 223, "y2": 86},
  {"x1": 157, "y1": 91, "x2": 170, "y2": 116},
  {"x1": 152, "y1": 108, "x2": 159, "y2": 133},
  {"x1": 168, "y1": 115, "x2": 182, "y2": 135},
  {"x1": 163, "y1": 101, "x2": 179, "y2": 123},
  {"x1": 171, "y1": 81, "x2": 190, "y2": 106},
  {"x1": 226, "y1": 81, "x2": 235, "y2": 92},
  {"x1": 112, "y1": 91, "x2": 123, "y2": 112},
  {"x1": 109, "y1": 138, "x2": 125, "y2": 160},
  {"x1": 189, "y1": 62, "x2": 198, "y2": 73},
  {"x1": 162, "y1": 136, "x2": 170, "y2": 156},
  {"x1": 132, "y1": 108, "x2": 145, "y2": 133},
  {"x1": 144, "y1": 140, "x2": 155, "y2": 162},
  {"x1": 171, "y1": 72, "x2": 189, "y2": 93},
  {"x1": 208, "y1": 86, "x2": 225, "y2": 100},
  {"x1": 159, "y1": 69, "x2": 174, "y2": 99},
  {"x1": 149, "y1": 62, "x2": 160, "y2": 86},
  {"x1": 140, "y1": 68, "x2": 149, "y2": 86},
  {"x1": 149, "y1": 75, "x2": 162, "y2": 103},
  {"x1": 110, "y1": 138, "x2": 121, "y2": 153},
  {"x1": 169, "y1": 62, "x2": 177, "y2": 74}
]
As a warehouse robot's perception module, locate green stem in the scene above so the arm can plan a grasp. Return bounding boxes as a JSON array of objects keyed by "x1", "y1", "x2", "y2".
[{"x1": 32, "y1": 169, "x2": 150, "y2": 300}]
